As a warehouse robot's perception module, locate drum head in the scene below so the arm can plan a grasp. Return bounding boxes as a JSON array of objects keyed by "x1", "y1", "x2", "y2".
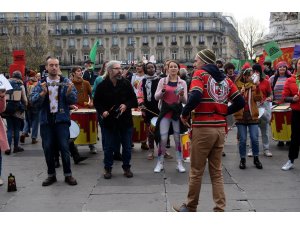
[
  {"x1": 69, "y1": 120, "x2": 80, "y2": 139},
  {"x1": 151, "y1": 117, "x2": 158, "y2": 126},
  {"x1": 258, "y1": 107, "x2": 265, "y2": 118}
]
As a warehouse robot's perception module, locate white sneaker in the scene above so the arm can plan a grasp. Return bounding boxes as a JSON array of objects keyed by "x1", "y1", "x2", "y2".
[
  {"x1": 282, "y1": 160, "x2": 294, "y2": 171},
  {"x1": 247, "y1": 149, "x2": 253, "y2": 157},
  {"x1": 0, "y1": 177, "x2": 3, "y2": 186},
  {"x1": 176, "y1": 161, "x2": 186, "y2": 173},
  {"x1": 89, "y1": 145, "x2": 97, "y2": 154},
  {"x1": 154, "y1": 161, "x2": 164, "y2": 173},
  {"x1": 264, "y1": 150, "x2": 273, "y2": 157}
]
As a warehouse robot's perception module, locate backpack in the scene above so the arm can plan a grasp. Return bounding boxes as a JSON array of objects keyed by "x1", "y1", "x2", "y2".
[{"x1": 1, "y1": 80, "x2": 25, "y2": 116}]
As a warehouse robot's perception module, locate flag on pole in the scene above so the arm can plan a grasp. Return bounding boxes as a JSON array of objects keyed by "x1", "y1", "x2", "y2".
[
  {"x1": 89, "y1": 39, "x2": 100, "y2": 64},
  {"x1": 264, "y1": 41, "x2": 282, "y2": 61},
  {"x1": 230, "y1": 59, "x2": 240, "y2": 71},
  {"x1": 293, "y1": 44, "x2": 300, "y2": 59}
]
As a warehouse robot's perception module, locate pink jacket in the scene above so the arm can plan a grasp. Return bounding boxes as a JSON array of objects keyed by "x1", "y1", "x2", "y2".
[{"x1": 0, "y1": 96, "x2": 9, "y2": 151}]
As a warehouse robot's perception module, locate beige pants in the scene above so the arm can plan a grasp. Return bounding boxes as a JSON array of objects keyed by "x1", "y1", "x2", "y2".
[{"x1": 186, "y1": 127, "x2": 226, "y2": 212}]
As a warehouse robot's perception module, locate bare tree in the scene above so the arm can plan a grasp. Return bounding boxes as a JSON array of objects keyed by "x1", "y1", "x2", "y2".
[
  {"x1": 238, "y1": 17, "x2": 266, "y2": 59},
  {"x1": 0, "y1": 16, "x2": 53, "y2": 73}
]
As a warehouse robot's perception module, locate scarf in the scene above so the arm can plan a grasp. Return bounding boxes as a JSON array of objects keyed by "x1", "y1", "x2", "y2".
[{"x1": 145, "y1": 74, "x2": 159, "y2": 102}]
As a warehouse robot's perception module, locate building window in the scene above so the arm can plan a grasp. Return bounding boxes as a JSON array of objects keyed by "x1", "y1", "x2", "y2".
[
  {"x1": 0, "y1": 13, "x2": 5, "y2": 19},
  {"x1": 157, "y1": 50, "x2": 163, "y2": 63},
  {"x1": 185, "y1": 12, "x2": 190, "y2": 18},
  {"x1": 70, "y1": 53, "x2": 76, "y2": 65},
  {"x1": 69, "y1": 38, "x2": 75, "y2": 47},
  {"x1": 112, "y1": 23, "x2": 117, "y2": 33},
  {"x1": 185, "y1": 50, "x2": 191, "y2": 61},
  {"x1": 157, "y1": 35, "x2": 163, "y2": 44},
  {"x1": 98, "y1": 24, "x2": 103, "y2": 33},
  {"x1": 143, "y1": 22, "x2": 148, "y2": 32},
  {"x1": 69, "y1": 12, "x2": 74, "y2": 20},
  {"x1": 97, "y1": 12, "x2": 102, "y2": 20},
  {"x1": 69, "y1": 24, "x2": 74, "y2": 34},
  {"x1": 142, "y1": 36, "x2": 148, "y2": 44},
  {"x1": 199, "y1": 21, "x2": 204, "y2": 31},
  {"x1": 172, "y1": 35, "x2": 176, "y2": 42},
  {"x1": 55, "y1": 24, "x2": 60, "y2": 34},
  {"x1": 112, "y1": 12, "x2": 117, "y2": 19},
  {"x1": 212, "y1": 21, "x2": 216, "y2": 29},
  {"x1": 171, "y1": 12, "x2": 176, "y2": 18},
  {"x1": 127, "y1": 12, "x2": 132, "y2": 19},
  {"x1": 14, "y1": 13, "x2": 19, "y2": 22},
  {"x1": 99, "y1": 53, "x2": 104, "y2": 64},
  {"x1": 56, "y1": 55, "x2": 61, "y2": 62},
  {"x1": 171, "y1": 22, "x2": 176, "y2": 32},
  {"x1": 24, "y1": 12, "x2": 29, "y2": 19},
  {"x1": 199, "y1": 35, "x2": 205, "y2": 44},
  {"x1": 127, "y1": 22, "x2": 133, "y2": 32},
  {"x1": 128, "y1": 52, "x2": 134, "y2": 63},
  {"x1": 24, "y1": 26, "x2": 29, "y2": 33},
  {"x1": 142, "y1": 12, "x2": 147, "y2": 19},
  {"x1": 198, "y1": 12, "x2": 203, "y2": 17},
  {"x1": 171, "y1": 50, "x2": 177, "y2": 60},
  {"x1": 185, "y1": 35, "x2": 191, "y2": 43},
  {"x1": 84, "y1": 24, "x2": 89, "y2": 34},
  {"x1": 128, "y1": 36, "x2": 135, "y2": 45},
  {"x1": 14, "y1": 26, "x2": 19, "y2": 35},
  {"x1": 83, "y1": 38, "x2": 89, "y2": 47},
  {"x1": 112, "y1": 37, "x2": 118, "y2": 45},
  {"x1": 185, "y1": 21, "x2": 190, "y2": 31},
  {"x1": 55, "y1": 12, "x2": 60, "y2": 21},
  {"x1": 113, "y1": 54, "x2": 118, "y2": 60},
  {"x1": 35, "y1": 12, "x2": 40, "y2": 19},
  {"x1": 83, "y1": 12, "x2": 88, "y2": 20},
  {"x1": 157, "y1": 12, "x2": 162, "y2": 18},
  {"x1": 157, "y1": 22, "x2": 162, "y2": 32},
  {"x1": 142, "y1": 52, "x2": 149, "y2": 60}
]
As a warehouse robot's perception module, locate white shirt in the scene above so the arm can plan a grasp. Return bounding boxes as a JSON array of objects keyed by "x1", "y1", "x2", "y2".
[{"x1": 47, "y1": 77, "x2": 60, "y2": 113}]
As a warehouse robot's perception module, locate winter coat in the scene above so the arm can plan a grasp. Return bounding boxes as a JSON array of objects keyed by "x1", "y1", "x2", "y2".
[{"x1": 0, "y1": 96, "x2": 9, "y2": 151}]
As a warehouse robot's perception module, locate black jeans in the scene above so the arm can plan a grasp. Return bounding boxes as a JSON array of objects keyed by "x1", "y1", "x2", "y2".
[{"x1": 288, "y1": 110, "x2": 300, "y2": 161}]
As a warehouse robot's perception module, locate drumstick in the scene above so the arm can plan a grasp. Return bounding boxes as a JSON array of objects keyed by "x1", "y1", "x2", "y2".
[{"x1": 143, "y1": 107, "x2": 159, "y2": 116}]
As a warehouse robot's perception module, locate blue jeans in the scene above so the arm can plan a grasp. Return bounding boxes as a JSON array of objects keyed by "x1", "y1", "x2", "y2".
[
  {"x1": 237, "y1": 124, "x2": 259, "y2": 158},
  {"x1": 23, "y1": 110, "x2": 40, "y2": 139},
  {"x1": 6, "y1": 116, "x2": 23, "y2": 148},
  {"x1": 102, "y1": 126, "x2": 133, "y2": 170},
  {"x1": 40, "y1": 122, "x2": 72, "y2": 177}
]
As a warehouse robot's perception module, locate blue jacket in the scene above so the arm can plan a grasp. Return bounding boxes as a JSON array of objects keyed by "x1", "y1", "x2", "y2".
[{"x1": 30, "y1": 76, "x2": 77, "y2": 125}]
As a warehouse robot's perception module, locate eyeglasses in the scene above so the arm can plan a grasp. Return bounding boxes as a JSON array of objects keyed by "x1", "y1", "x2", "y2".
[{"x1": 112, "y1": 67, "x2": 122, "y2": 70}]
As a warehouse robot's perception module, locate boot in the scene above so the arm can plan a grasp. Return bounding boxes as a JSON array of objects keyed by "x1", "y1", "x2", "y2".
[
  {"x1": 154, "y1": 156, "x2": 164, "y2": 173},
  {"x1": 254, "y1": 156, "x2": 263, "y2": 169},
  {"x1": 70, "y1": 142, "x2": 88, "y2": 164},
  {"x1": 104, "y1": 168, "x2": 112, "y2": 179},
  {"x1": 239, "y1": 158, "x2": 246, "y2": 169}
]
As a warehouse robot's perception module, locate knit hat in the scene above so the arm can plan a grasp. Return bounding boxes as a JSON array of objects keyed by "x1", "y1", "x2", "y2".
[
  {"x1": 197, "y1": 49, "x2": 216, "y2": 64},
  {"x1": 216, "y1": 58, "x2": 225, "y2": 65},
  {"x1": 276, "y1": 61, "x2": 287, "y2": 70}
]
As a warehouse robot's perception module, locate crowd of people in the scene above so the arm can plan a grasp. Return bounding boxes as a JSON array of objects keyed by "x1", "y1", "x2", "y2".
[{"x1": 0, "y1": 50, "x2": 299, "y2": 212}]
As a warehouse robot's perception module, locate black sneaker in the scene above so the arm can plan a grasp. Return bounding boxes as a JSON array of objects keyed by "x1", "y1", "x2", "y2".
[
  {"x1": 254, "y1": 156, "x2": 263, "y2": 169},
  {"x1": 13, "y1": 146, "x2": 24, "y2": 153},
  {"x1": 42, "y1": 176, "x2": 57, "y2": 186},
  {"x1": 239, "y1": 158, "x2": 246, "y2": 169},
  {"x1": 65, "y1": 176, "x2": 77, "y2": 185},
  {"x1": 74, "y1": 156, "x2": 88, "y2": 164},
  {"x1": 104, "y1": 168, "x2": 112, "y2": 179},
  {"x1": 4, "y1": 149, "x2": 11, "y2": 155}
]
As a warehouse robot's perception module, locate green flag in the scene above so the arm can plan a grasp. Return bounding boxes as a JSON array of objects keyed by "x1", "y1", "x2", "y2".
[
  {"x1": 264, "y1": 41, "x2": 282, "y2": 61},
  {"x1": 230, "y1": 59, "x2": 240, "y2": 71},
  {"x1": 89, "y1": 39, "x2": 100, "y2": 64}
]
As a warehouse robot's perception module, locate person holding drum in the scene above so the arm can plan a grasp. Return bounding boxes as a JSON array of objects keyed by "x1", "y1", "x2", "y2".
[
  {"x1": 94, "y1": 60, "x2": 138, "y2": 179},
  {"x1": 71, "y1": 66, "x2": 97, "y2": 154},
  {"x1": 281, "y1": 57, "x2": 300, "y2": 171},
  {"x1": 137, "y1": 62, "x2": 160, "y2": 160},
  {"x1": 173, "y1": 49, "x2": 245, "y2": 212},
  {"x1": 30, "y1": 56, "x2": 78, "y2": 186},
  {"x1": 269, "y1": 61, "x2": 291, "y2": 147},
  {"x1": 234, "y1": 63, "x2": 263, "y2": 170},
  {"x1": 153, "y1": 60, "x2": 188, "y2": 173}
]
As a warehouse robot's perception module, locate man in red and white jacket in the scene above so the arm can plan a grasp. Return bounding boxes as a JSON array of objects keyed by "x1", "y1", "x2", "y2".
[{"x1": 173, "y1": 49, "x2": 245, "y2": 212}]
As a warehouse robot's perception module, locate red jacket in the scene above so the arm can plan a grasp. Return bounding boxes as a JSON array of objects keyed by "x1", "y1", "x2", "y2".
[{"x1": 282, "y1": 74, "x2": 300, "y2": 111}]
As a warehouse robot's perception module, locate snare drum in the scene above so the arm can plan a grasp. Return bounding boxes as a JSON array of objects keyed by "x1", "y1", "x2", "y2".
[
  {"x1": 71, "y1": 108, "x2": 98, "y2": 145},
  {"x1": 271, "y1": 105, "x2": 291, "y2": 141},
  {"x1": 132, "y1": 110, "x2": 147, "y2": 143}
]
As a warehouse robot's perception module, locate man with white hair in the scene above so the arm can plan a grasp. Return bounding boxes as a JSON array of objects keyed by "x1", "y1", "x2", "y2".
[{"x1": 94, "y1": 60, "x2": 138, "y2": 179}]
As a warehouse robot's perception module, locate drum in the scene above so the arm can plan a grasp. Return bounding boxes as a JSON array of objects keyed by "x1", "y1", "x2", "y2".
[
  {"x1": 271, "y1": 105, "x2": 291, "y2": 141},
  {"x1": 69, "y1": 120, "x2": 80, "y2": 141},
  {"x1": 150, "y1": 117, "x2": 158, "y2": 134},
  {"x1": 70, "y1": 109, "x2": 98, "y2": 145},
  {"x1": 180, "y1": 131, "x2": 191, "y2": 161},
  {"x1": 132, "y1": 110, "x2": 147, "y2": 143}
]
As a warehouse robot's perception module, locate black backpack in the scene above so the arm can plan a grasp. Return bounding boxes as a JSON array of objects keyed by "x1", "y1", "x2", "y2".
[{"x1": 1, "y1": 80, "x2": 25, "y2": 116}]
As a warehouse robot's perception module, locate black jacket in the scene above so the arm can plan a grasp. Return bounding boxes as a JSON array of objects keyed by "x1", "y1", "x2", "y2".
[
  {"x1": 93, "y1": 77, "x2": 138, "y2": 130},
  {"x1": 83, "y1": 70, "x2": 97, "y2": 85}
]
